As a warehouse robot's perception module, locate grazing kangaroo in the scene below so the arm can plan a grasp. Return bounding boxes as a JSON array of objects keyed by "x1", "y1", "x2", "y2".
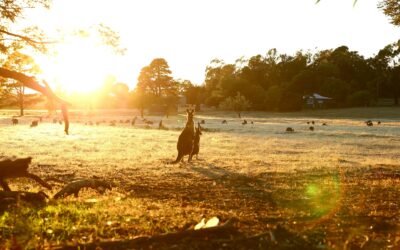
[
  {"x1": 30, "y1": 120, "x2": 38, "y2": 127},
  {"x1": 171, "y1": 109, "x2": 195, "y2": 164},
  {"x1": 286, "y1": 127, "x2": 294, "y2": 132},
  {"x1": 11, "y1": 118, "x2": 18, "y2": 125},
  {"x1": 0, "y1": 157, "x2": 51, "y2": 191},
  {"x1": 192, "y1": 123, "x2": 202, "y2": 159}
]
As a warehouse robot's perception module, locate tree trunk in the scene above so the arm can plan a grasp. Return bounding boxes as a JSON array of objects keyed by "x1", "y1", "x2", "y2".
[
  {"x1": 0, "y1": 67, "x2": 70, "y2": 134},
  {"x1": 19, "y1": 86, "x2": 24, "y2": 116}
]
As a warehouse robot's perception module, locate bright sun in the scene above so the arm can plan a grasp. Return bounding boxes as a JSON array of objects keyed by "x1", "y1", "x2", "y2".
[{"x1": 36, "y1": 36, "x2": 119, "y2": 94}]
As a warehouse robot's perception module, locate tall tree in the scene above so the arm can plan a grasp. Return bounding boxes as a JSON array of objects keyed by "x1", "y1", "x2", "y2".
[
  {"x1": 137, "y1": 58, "x2": 175, "y2": 97},
  {"x1": 135, "y1": 58, "x2": 179, "y2": 116}
]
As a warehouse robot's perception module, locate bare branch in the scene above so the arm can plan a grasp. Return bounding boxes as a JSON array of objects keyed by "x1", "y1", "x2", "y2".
[
  {"x1": 0, "y1": 29, "x2": 57, "y2": 45},
  {"x1": 0, "y1": 67, "x2": 70, "y2": 134}
]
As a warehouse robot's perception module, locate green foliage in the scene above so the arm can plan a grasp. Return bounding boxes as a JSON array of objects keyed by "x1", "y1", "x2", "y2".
[
  {"x1": 202, "y1": 40, "x2": 400, "y2": 110},
  {"x1": 347, "y1": 90, "x2": 371, "y2": 106},
  {"x1": 378, "y1": 0, "x2": 400, "y2": 26},
  {"x1": 219, "y1": 92, "x2": 251, "y2": 117},
  {"x1": 133, "y1": 58, "x2": 181, "y2": 115},
  {"x1": 264, "y1": 85, "x2": 282, "y2": 111},
  {"x1": 0, "y1": 51, "x2": 43, "y2": 114}
]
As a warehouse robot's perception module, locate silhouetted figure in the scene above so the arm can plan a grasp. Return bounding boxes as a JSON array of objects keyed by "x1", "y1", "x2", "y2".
[
  {"x1": 171, "y1": 109, "x2": 195, "y2": 164},
  {"x1": 365, "y1": 120, "x2": 373, "y2": 126},
  {"x1": 251, "y1": 121, "x2": 254, "y2": 124},
  {"x1": 242, "y1": 120, "x2": 247, "y2": 125},
  {"x1": 309, "y1": 126, "x2": 314, "y2": 131},
  {"x1": 159, "y1": 120, "x2": 164, "y2": 129},
  {"x1": 286, "y1": 127, "x2": 294, "y2": 132},
  {"x1": 322, "y1": 123, "x2": 327, "y2": 126},
  {"x1": 200, "y1": 120, "x2": 205, "y2": 124},
  {"x1": 11, "y1": 118, "x2": 18, "y2": 125},
  {"x1": 311, "y1": 121, "x2": 315, "y2": 125},
  {"x1": 377, "y1": 121, "x2": 381, "y2": 125},
  {"x1": 132, "y1": 116, "x2": 137, "y2": 126},
  {"x1": 307, "y1": 121, "x2": 310, "y2": 125},
  {"x1": 30, "y1": 120, "x2": 38, "y2": 127},
  {"x1": 192, "y1": 123, "x2": 202, "y2": 159},
  {"x1": 222, "y1": 120, "x2": 227, "y2": 124}
]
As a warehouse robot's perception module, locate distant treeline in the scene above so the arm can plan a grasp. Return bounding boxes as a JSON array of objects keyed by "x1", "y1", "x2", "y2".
[
  {"x1": 2, "y1": 42, "x2": 400, "y2": 114},
  {"x1": 129, "y1": 41, "x2": 400, "y2": 113},
  {"x1": 200, "y1": 43, "x2": 400, "y2": 111}
]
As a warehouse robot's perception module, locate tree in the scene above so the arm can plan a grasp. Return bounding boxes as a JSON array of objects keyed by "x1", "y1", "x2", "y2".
[
  {"x1": 370, "y1": 41, "x2": 400, "y2": 105},
  {"x1": 135, "y1": 58, "x2": 179, "y2": 116},
  {"x1": 0, "y1": 1, "x2": 125, "y2": 134},
  {"x1": 137, "y1": 58, "x2": 175, "y2": 97},
  {"x1": 378, "y1": 0, "x2": 400, "y2": 26},
  {"x1": 317, "y1": 1, "x2": 400, "y2": 27},
  {"x1": 110, "y1": 82, "x2": 129, "y2": 108},
  {"x1": 219, "y1": 92, "x2": 251, "y2": 118},
  {"x1": 0, "y1": 0, "x2": 70, "y2": 133},
  {"x1": 0, "y1": 51, "x2": 43, "y2": 115},
  {"x1": 180, "y1": 80, "x2": 205, "y2": 111}
]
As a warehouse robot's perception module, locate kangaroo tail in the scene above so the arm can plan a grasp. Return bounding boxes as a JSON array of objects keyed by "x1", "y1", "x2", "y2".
[{"x1": 169, "y1": 152, "x2": 183, "y2": 164}]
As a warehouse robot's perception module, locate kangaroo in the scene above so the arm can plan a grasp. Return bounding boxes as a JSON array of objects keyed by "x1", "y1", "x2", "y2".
[
  {"x1": 171, "y1": 109, "x2": 195, "y2": 164},
  {"x1": 191, "y1": 123, "x2": 202, "y2": 159},
  {"x1": 30, "y1": 120, "x2": 38, "y2": 127}
]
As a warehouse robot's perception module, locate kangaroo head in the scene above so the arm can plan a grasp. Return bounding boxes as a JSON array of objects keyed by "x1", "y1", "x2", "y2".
[{"x1": 186, "y1": 108, "x2": 195, "y2": 122}]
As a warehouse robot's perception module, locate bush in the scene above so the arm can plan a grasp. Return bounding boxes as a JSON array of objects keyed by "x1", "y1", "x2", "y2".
[
  {"x1": 347, "y1": 90, "x2": 372, "y2": 107},
  {"x1": 278, "y1": 92, "x2": 303, "y2": 112}
]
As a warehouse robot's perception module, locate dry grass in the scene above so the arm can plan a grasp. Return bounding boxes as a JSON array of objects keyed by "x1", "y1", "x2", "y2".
[{"x1": 0, "y1": 108, "x2": 399, "y2": 249}]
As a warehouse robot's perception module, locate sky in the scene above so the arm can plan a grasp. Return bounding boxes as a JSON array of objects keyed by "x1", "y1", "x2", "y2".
[{"x1": 23, "y1": 0, "x2": 400, "y2": 92}]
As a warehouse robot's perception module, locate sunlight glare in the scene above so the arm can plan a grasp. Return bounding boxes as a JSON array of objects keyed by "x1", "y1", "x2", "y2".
[{"x1": 37, "y1": 36, "x2": 119, "y2": 94}]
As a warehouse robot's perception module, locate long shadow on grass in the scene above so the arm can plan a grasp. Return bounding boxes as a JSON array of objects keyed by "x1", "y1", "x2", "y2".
[{"x1": 188, "y1": 163, "x2": 277, "y2": 207}]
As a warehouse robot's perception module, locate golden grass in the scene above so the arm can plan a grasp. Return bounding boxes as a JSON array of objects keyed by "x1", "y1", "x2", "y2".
[{"x1": 0, "y1": 108, "x2": 399, "y2": 249}]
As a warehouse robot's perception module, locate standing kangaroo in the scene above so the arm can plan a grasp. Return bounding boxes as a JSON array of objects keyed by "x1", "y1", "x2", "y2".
[
  {"x1": 171, "y1": 109, "x2": 195, "y2": 164},
  {"x1": 192, "y1": 122, "x2": 202, "y2": 159}
]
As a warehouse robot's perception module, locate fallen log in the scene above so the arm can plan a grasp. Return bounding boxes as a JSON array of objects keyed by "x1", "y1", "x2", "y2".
[
  {"x1": 54, "y1": 219, "x2": 241, "y2": 250},
  {"x1": 53, "y1": 179, "x2": 112, "y2": 199},
  {"x1": 0, "y1": 191, "x2": 48, "y2": 211},
  {"x1": 0, "y1": 157, "x2": 52, "y2": 191}
]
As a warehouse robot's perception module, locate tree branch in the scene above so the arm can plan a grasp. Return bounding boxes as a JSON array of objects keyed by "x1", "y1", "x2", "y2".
[
  {"x1": 0, "y1": 29, "x2": 57, "y2": 45},
  {"x1": 0, "y1": 67, "x2": 70, "y2": 134}
]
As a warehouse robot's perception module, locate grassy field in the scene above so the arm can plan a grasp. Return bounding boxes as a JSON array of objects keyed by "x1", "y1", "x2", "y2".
[{"x1": 0, "y1": 107, "x2": 399, "y2": 249}]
